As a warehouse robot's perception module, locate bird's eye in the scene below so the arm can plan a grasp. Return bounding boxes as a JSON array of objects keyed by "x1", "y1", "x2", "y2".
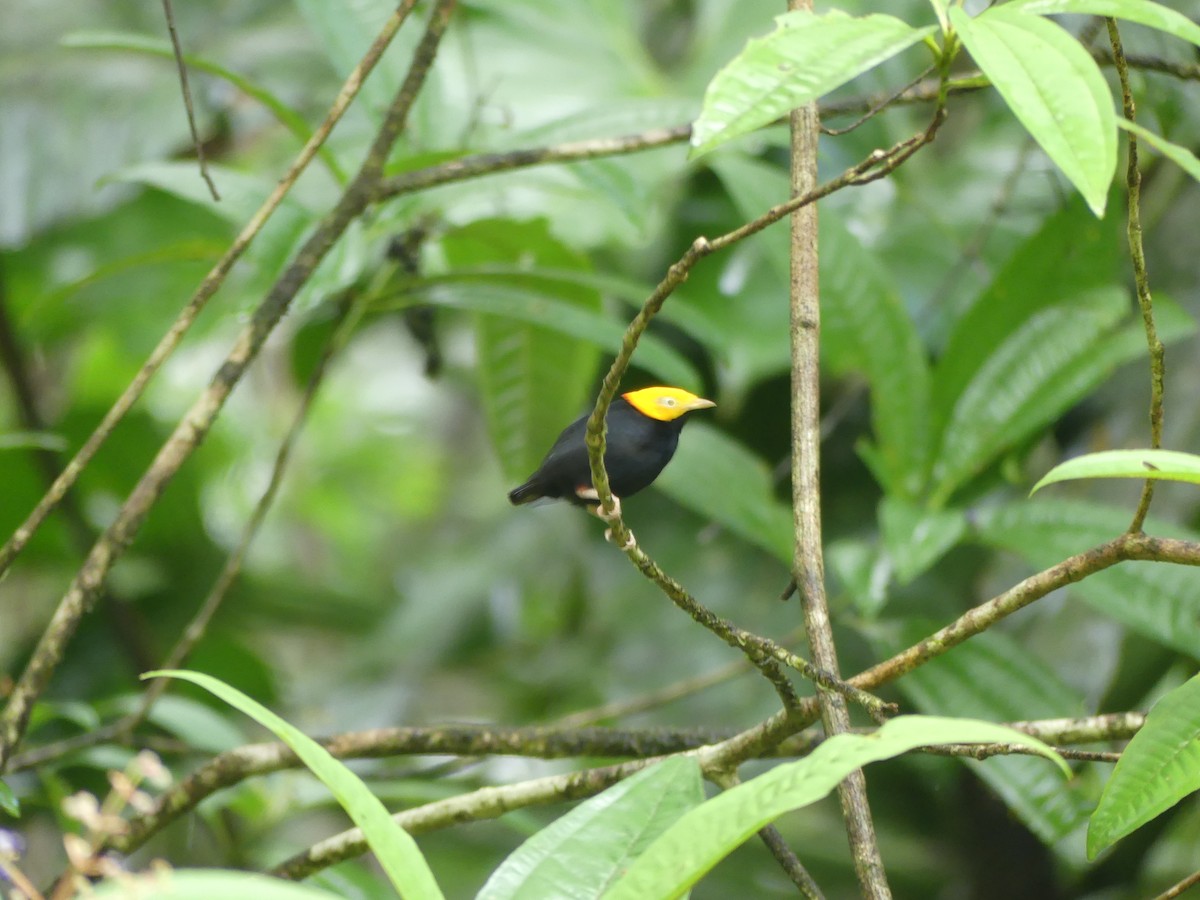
[{"x1": 661, "y1": 397, "x2": 677, "y2": 407}]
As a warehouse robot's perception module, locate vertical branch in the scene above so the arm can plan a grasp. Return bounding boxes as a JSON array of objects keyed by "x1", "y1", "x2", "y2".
[
  {"x1": 1107, "y1": 19, "x2": 1164, "y2": 533},
  {"x1": 788, "y1": 3, "x2": 888, "y2": 896}
]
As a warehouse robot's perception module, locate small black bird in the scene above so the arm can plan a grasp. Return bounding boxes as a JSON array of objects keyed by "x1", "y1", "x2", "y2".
[{"x1": 508, "y1": 386, "x2": 715, "y2": 514}]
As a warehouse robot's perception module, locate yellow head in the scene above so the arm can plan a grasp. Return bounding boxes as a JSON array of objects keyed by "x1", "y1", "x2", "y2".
[{"x1": 622, "y1": 386, "x2": 716, "y2": 422}]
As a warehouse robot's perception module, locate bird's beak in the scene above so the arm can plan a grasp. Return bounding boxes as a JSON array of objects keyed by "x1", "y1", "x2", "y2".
[{"x1": 685, "y1": 397, "x2": 716, "y2": 411}]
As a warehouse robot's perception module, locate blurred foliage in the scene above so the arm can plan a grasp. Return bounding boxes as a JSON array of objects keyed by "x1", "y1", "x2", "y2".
[{"x1": 2, "y1": 0, "x2": 1200, "y2": 897}]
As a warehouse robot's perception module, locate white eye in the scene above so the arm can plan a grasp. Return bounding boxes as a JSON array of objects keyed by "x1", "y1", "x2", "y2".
[{"x1": 661, "y1": 396, "x2": 678, "y2": 407}]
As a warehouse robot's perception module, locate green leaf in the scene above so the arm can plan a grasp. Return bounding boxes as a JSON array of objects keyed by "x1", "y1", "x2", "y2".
[
  {"x1": 422, "y1": 281, "x2": 699, "y2": 388},
  {"x1": 1033, "y1": 449, "x2": 1200, "y2": 494},
  {"x1": 975, "y1": 500, "x2": 1200, "y2": 656},
  {"x1": 691, "y1": 11, "x2": 936, "y2": 156},
  {"x1": 931, "y1": 290, "x2": 1127, "y2": 504},
  {"x1": 1008, "y1": 0, "x2": 1200, "y2": 49},
  {"x1": 655, "y1": 423, "x2": 792, "y2": 562},
  {"x1": 144, "y1": 670, "x2": 444, "y2": 900},
  {"x1": 949, "y1": 6, "x2": 1117, "y2": 216},
  {"x1": 61, "y1": 31, "x2": 345, "y2": 181},
  {"x1": 881, "y1": 625, "x2": 1095, "y2": 852},
  {"x1": 930, "y1": 288, "x2": 1195, "y2": 505},
  {"x1": 827, "y1": 538, "x2": 889, "y2": 619},
  {"x1": 603, "y1": 716, "x2": 1066, "y2": 900},
  {"x1": 821, "y1": 211, "x2": 933, "y2": 499},
  {"x1": 1089, "y1": 673, "x2": 1200, "y2": 858},
  {"x1": 111, "y1": 161, "x2": 313, "y2": 226},
  {"x1": 934, "y1": 199, "x2": 1121, "y2": 430},
  {"x1": 110, "y1": 161, "x2": 314, "y2": 283},
  {"x1": 91, "y1": 869, "x2": 344, "y2": 899},
  {"x1": 478, "y1": 757, "x2": 703, "y2": 900},
  {"x1": 879, "y1": 498, "x2": 967, "y2": 585},
  {"x1": 113, "y1": 693, "x2": 246, "y2": 755},
  {"x1": 0, "y1": 431, "x2": 67, "y2": 451},
  {"x1": 0, "y1": 779, "x2": 18, "y2": 817},
  {"x1": 1117, "y1": 119, "x2": 1200, "y2": 183},
  {"x1": 441, "y1": 220, "x2": 601, "y2": 482}
]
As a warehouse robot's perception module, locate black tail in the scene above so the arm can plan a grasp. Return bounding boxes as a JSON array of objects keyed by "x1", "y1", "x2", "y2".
[{"x1": 508, "y1": 480, "x2": 543, "y2": 505}]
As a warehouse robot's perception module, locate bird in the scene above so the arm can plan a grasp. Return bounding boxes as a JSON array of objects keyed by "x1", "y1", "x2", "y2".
[{"x1": 508, "y1": 386, "x2": 715, "y2": 518}]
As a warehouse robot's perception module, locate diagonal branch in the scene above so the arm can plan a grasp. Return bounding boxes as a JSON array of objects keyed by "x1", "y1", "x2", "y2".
[{"x1": 0, "y1": 0, "x2": 457, "y2": 774}]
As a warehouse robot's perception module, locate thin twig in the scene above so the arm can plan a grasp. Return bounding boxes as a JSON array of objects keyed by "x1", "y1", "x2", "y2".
[
  {"x1": 1107, "y1": 19, "x2": 1165, "y2": 534},
  {"x1": 271, "y1": 756, "x2": 659, "y2": 880},
  {"x1": 375, "y1": 125, "x2": 692, "y2": 199},
  {"x1": 0, "y1": 0, "x2": 420, "y2": 580},
  {"x1": 1156, "y1": 868, "x2": 1200, "y2": 900},
  {"x1": 0, "y1": 0, "x2": 456, "y2": 774},
  {"x1": 161, "y1": 0, "x2": 219, "y2": 201},
  {"x1": 96, "y1": 708, "x2": 1147, "y2": 862},
  {"x1": 821, "y1": 65, "x2": 935, "y2": 136}
]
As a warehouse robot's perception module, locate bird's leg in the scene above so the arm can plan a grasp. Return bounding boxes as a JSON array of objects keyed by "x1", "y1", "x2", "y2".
[{"x1": 575, "y1": 487, "x2": 635, "y2": 550}]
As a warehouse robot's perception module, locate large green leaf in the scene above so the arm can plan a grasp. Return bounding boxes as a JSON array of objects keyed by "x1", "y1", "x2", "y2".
[
  {"x1": 655, "y1": 423, "x2": 792, "y2": 562},
  {"x1": 821, "y1": 211, "x2": 933, "y2": 499},
  {"x1": 950, "y1": 6, "x2": 1117, "y2": 216},
  {"x1": 882, "y1": 625, "x2": 1095, "y2": 854},
  {"x1": 975, "y1": 500, "x2": 1200, "y2": 655},
  {"x1": 442, "y1": 219, "x2": 602, "y2": 482},
  {"x1": 692, "y1": 11, "x2": 936, "y2": 156},
  {"x1": 603, "y1": 716, "x2": 1065, "y2": 900},
  {"x1": 145, "y1": 671, "x2": 444, "y2": 900},
  {"x1": 92, "y1": 870, "x2": 343, "y2": 899},
  {"x1": 879, "y1": 498, "x2": 966, "y2": 585},
  {"x1": 62, "y1": 31, "x2": 345, "y2": 181},
  {"x1": 931, "y1": 290, "x2": 1125, "y2": 504},
  {"x1": 422, "y1": 281, "x2": 698, "y2": 388},
  {"x1": 110, "y1": 161, "x2": 314, "y2": 283},
  {"x1": 1033, "y1": 449, "x2": 1200, "y2": 494},
  {"x1": 1089, "y1": 673, "x2": 1200, "y2": 858},
  {"x1": 932, "y1": 291, "x2": 1193, "y2": 505},
  {"x1": 478, "y1": 757, "x2": 703, "y2": 900},
  {"x1": 933, "y1": 199, "x2": 1120, "y2": 429},
  {"x1": 1010, "y1": 0, "x2": 1200, "y2": 48}
]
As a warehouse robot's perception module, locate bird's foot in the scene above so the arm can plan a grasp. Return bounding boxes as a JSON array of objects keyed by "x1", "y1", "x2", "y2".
[
  {"x1": 604, "y1": 527, "x2": 637, "y2": 551},
  {"x1": 575, "y1": 487, "x2": 621, "y2": 522}
]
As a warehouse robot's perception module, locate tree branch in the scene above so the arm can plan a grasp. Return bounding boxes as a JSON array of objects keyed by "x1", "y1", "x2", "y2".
[
  {"x1": 1106, "y1": 19, "x2": 1165, "y2": 534},
  {"x1": 105, "y1": 709, "x2": 1139, "y2": 882}
]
